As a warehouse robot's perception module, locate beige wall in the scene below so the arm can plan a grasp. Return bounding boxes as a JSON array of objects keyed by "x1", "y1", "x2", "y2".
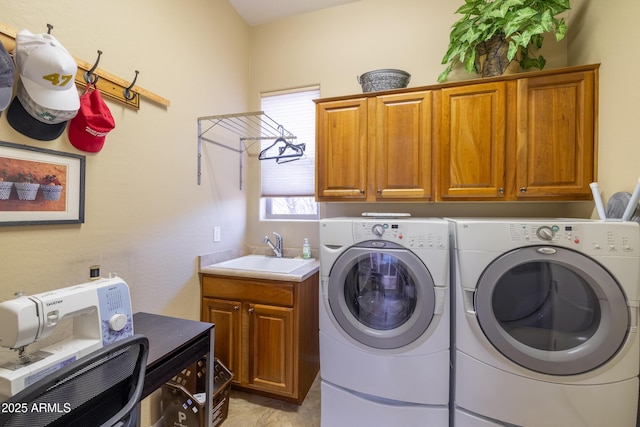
[
  {"x1": 246, "y1": 0, "x2": 580, "y2": 252},
  {"x1": 0, "y1": 0, "x2": 251, "y2": 424},
  {"x1": 0, "y1": 0, "x2": 634, "y2": 424},
  {"x1": 0, "y1": 0, "x2": 250, "y2": 310},
  {"x1": 565, "y1": 1, "x2": 640, "y2": 217}
]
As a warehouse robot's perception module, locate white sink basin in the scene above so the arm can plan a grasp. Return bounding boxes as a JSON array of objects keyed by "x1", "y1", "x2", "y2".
[{"x1": 211, "y1": 255, "x2": 315, "y2": 274}]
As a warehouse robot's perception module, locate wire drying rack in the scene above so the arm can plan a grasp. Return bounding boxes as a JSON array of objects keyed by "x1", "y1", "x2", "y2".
[{"x1": 197, "y1": 111, "x2": 299, "y2": 189}]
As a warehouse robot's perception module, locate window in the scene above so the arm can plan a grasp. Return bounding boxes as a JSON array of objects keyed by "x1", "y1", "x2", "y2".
[{"x1": 261, "y1": 87, "x2": 319, "y2": 220}]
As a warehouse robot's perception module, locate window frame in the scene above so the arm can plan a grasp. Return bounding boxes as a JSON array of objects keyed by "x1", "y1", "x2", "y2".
[
  {"x1": 263, "y1": 197, "x2": 319, "y2": 221},
  {"x1": 261, "y1": 86, "x2": 320, "y2": 221}
]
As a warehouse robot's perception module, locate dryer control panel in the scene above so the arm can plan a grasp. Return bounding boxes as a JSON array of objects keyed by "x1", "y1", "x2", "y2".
[
  {"x1": 510, "y1": 223, "x2": 582, "y2": 245},
  {"x1": 353, "y1": 221, "x2": 447, "y2": 249},
  {"x1": 509, "y1": 221, "x2": 638, "y2": 254}
]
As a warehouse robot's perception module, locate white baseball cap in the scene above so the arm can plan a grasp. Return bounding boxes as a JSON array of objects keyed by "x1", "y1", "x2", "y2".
[{"x1": 14, "y1": 29, "x2": 80, "y2": 111}]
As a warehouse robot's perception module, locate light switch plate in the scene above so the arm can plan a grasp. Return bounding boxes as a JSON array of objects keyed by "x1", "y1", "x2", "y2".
[{"x1": 214, "y1": 226, "x2": 221, "y2": 242}]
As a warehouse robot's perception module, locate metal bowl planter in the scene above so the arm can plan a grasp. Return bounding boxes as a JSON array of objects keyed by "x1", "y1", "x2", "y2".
[{"x1": 357, "y1": 69, "x2": 411, "y2": 92}]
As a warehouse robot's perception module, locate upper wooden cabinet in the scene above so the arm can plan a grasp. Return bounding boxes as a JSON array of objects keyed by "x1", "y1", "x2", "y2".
[
  {"x1": 437, "y1": 81, "x2": 507, "y2": 199},
  {"x1": 315, "y1": 64, "x2": 599, "y2": 202},
  {"x1": 315, "y1": 97, "x2": 368, "y2": 201},
  {"x1": 316, "y1": 91, "x2": 432, "y2": 202},
  {"x1": 514, "y1": 70, "x2": 595, "y2": 200},
  {"x1": 375, "y1": 91, "x2": 433, "y2": 200}
]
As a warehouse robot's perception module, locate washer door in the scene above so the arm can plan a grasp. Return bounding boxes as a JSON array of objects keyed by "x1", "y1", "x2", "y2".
[
  {"x1": 328, "y1": 241, "x2": 436, "y2": 349},
  {"x1": 475, "y1": 246, "x2": 629, "y2": 375}
]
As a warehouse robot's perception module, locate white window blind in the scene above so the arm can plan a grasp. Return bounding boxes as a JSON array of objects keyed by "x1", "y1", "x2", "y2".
[{"x1": 260, "y1": 87, "x2": 319, "y2": 197}]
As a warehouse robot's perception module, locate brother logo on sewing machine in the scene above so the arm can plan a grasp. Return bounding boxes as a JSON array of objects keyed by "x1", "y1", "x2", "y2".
[
  {"x1": 45, "y1": 300, "x2": 63, "y2": 307},
  {"x1": 0, "y1": 276, "x2": 134, "y2": 398}
]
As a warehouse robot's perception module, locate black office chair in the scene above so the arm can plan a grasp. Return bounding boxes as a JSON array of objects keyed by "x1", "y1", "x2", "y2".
[{"x1": 0, "y1": 334, "x2": 149, "y2": 427}]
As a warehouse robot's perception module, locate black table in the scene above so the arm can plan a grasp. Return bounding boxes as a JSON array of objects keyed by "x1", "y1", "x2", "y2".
[{"x1": 133, "y1": 312, "x2": 214, "y2": 424}]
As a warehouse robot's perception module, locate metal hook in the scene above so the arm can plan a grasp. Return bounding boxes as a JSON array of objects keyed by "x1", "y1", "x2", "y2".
[
  {"x1": 123, "y1": 70, "x2": 139, "y2": 101},
  {"x1": 46, "y1": 24, "x2": 53, "y2": 34},
  {"x1": 84, "y1": 50, "x2": 102, "y2": 84}
]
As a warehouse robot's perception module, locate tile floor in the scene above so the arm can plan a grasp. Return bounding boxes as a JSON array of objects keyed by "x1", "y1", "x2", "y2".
[
  {"x1": 222, "y1": 376, "x2": 640, "y2": 426},
  {"x1": 223, "y1": 374, "x2": 321, "y2": 427}
]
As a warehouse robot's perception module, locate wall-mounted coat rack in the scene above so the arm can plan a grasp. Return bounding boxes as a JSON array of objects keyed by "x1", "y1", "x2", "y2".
[
  {"x1": 197, "y1": 111, "x2": 298, "y2": 189},
  {"x1": 0, "y1": 22, "x2": 170, "y2": 110}
]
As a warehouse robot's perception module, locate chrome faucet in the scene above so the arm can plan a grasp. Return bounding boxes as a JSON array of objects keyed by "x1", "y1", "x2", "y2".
[{"x1": 264, "y1": 232, "x2": 283, "y2": 258}]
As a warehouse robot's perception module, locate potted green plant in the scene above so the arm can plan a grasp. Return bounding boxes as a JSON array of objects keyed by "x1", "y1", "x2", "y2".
[
  {"x1": 438, "y1": 0, "x2": 570, "y2": 83},
  {"x1": 40, "y1": 174, "x2": 63, "y2": 201},
  {"x1": 0, "y1": 169, "x2": 12, "y2": 200},
  {"x1": 13, "y1": 172, "x2": 40, "y2": 200}
]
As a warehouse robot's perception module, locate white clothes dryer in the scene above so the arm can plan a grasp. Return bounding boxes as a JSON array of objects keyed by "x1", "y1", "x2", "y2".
[
  {"x1": 319, "y1": 217, "x2": 450, "y2": 427},
  {"x1": 449, "y1": 218, "x2": 640, "y2": 427}
]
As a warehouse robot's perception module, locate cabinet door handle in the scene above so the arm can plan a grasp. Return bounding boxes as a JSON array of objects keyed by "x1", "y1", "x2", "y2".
[
  {"x1": 520, "y1": 187, "x2": 527, "y2": 193},
  {"x1": 498, "y1": 187, "x2": 504, "y2": 194},
  {"x1": 233, "y1": 305, "x2": 240, "y2": 311},
  {"x1": 248, "y1": 308, "x2": 254, "y2": 314},
  {"x1": 377, "y1": 189, "x2": 382, "y2": 195},
  {"x1": 360, "y1": 189, "x2": 365, "y2": 195}
]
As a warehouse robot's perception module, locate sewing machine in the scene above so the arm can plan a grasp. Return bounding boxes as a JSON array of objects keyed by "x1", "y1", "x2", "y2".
[{"x1": 0, "y1": 276, "x2": 134, "y2": 399}]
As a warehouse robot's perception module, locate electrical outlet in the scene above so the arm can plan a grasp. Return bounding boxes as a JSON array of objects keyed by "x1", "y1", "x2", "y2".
[{"x1": 214, "y1": 226, "x2": 221, "y2": 242}]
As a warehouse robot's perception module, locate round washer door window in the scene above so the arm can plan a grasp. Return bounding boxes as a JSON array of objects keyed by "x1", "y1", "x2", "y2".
[
  {"x1": 475, "y1": 246, "x2": 629, "y2": 375},
  {"x1": 328, "y1": 242, "x2": 436, "y2": 349}
]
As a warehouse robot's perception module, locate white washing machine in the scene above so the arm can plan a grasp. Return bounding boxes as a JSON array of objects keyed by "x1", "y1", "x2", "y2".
[
  {"x1": 449, "y1": 218, "x2": 640, "y2": 427},
  {"x1": 319, "y1": 217, "x2": 450, "y2": 427}
]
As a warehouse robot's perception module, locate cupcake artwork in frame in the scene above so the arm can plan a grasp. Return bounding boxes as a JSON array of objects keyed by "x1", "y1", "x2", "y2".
[{"x1": 0, "y1": 141, "x2": 85, "y2": 225}]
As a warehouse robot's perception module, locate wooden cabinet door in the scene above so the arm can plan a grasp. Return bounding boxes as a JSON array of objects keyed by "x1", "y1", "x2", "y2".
[
  {"x1": 201, "y1": 273, "x2": 319, "y2": 403},
  {"x1": 316, "y1": 98, "x2": 368, "y2": 200},
  {"x1": 515, "y1": 71, "x2": 595, "y2": 199},
  {"x1": 247, "y1": 303, "x2": 294, "y2": 396},
  {"x1": 438, "y1": 82, "x2": 507, "y2": 200},
  {"x1": 374, "y1": 91, "x2": 433, "y2": 200},
  {"x1": 202, "y1": 297, "x2": 242, "y2": 383}
]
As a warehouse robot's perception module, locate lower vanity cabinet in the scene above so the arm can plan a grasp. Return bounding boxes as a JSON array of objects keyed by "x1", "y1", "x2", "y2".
[{"x1": 201, "y1": 272, "x2": 319, "y2": 404}]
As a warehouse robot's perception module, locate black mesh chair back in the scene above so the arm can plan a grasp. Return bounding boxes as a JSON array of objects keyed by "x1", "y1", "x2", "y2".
[{"x1": 0, "y1": 334, "x2": 149, "y2": 427}]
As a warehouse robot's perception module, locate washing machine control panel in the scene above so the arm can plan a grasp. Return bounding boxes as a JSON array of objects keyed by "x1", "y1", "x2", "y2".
[
  {"x1": 536, "y1": 225, "x2": 556, "y2": 241},
  {"x1": 353, "y1": 221, "x2": 447, "y2": 249},
  {"x1": 371, "y1": 223, "x2": 385, "y2": 237}
]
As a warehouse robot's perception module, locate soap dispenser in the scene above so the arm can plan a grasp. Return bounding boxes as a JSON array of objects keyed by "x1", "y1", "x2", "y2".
[{"x1": 302, "y1": 238, "x2": 311, "y2": 259}]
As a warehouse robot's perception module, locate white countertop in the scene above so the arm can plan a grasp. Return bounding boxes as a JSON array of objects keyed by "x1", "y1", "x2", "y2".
[
  {"x1": 199, "y1": 260, "x2": 319, "y2": 282},
  {"x1": 199, "y1": 248, "x2": 319, "y2": 282}
]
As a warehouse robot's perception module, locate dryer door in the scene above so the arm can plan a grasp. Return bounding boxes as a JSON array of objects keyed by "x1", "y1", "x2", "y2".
[
  {"x1": 475, "y1": 246, "x2": 629, "y2": 375},
  {"x1": 327, "y1": 241, "x2": 437, "y2": 349}
]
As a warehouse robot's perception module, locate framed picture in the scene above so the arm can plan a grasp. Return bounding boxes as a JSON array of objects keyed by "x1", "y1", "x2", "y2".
[{"x1": 0, "y1": 141, "x2": 85, "y2": 226}]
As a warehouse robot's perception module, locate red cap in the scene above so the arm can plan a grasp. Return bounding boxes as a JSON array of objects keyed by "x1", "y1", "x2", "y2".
[{"x1": 68, "y1": 87, "x2": 115, "y2": 153}]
